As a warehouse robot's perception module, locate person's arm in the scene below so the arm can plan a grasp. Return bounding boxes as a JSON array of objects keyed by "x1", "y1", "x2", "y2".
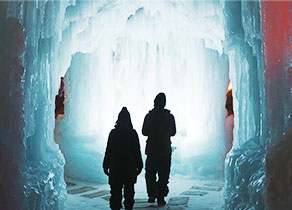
[
  {"x1": 133, "y1": 130, "x2": 143, "y2": 175},
  {"x1": 170, "y1": 114, "x2": 176, "y2": 136},
  {"x1": 142, "y1": 114, "x2": 149, "y2": 136},
  {"x1": 103, "y1": 131, "x2": 113, "y2": 176}
]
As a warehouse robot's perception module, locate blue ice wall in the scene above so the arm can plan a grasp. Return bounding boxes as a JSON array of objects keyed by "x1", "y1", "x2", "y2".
[
  {"x1": 58, "y1": 53, "x2": 106, "y2": 183},
  {"x1": 0, "y1": 1, "x2": 67, "y2": 209},
  {"x1": 223, "y1": 0, "x2": 265, "y2": 148},
  {"x1": 221, "y1": 0, "x2": 292, "y2": 209},
  {"x1": 222, "y1": 1, "x2": 267, "y2": 209},
  {"x1": 225, "y1": 139, "x2": 266, "y2": 210}
]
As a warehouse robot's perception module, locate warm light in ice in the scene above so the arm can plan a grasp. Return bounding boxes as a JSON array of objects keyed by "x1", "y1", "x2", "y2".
[{"x1": 228, "y1": 81, "x2": 232, "y2": 91}]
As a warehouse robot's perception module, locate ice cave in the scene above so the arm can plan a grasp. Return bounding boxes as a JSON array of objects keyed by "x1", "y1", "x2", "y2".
[{"x1": 0, "y1": 0, "x2": 291, "y2": 209}]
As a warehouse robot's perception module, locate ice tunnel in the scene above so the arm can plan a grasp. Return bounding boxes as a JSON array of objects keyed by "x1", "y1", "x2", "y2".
[
  {"x1": 56, "y1": 1, "x2": 229, "y2": 183},
  {"x1": 0, "y1": 0, "x2": 291, "y2": 210}
]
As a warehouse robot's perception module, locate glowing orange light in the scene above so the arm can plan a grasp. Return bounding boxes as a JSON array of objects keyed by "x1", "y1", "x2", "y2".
[{"x1": 228, "y1": 81, "x2": 232, "y2": 91}]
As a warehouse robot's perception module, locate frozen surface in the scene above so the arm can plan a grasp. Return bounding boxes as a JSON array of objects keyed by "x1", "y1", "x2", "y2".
[
  {"x1": 222, "y1": 2, "x2": 268, "y2": 208},
  {"x1": 222, "y1": 0, "x2": 265, "y2": 147},
  {"x1": 58, "y1": 53, "x2": 106, "y2": 183},
  {"x1": 225, "y1": 139, "x2": 266, "y2": 210},
  {"x1": 22, "y1": 153, "x2": 66, "y2": 210},
  {"x1": 1, "y1": 1, "x2": 68, "y2": 209},
  {"x1": 64, "y1": 174, "x2": 224, "y2": 210}
]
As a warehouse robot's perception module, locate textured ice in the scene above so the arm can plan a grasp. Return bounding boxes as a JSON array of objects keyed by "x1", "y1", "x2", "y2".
[
  {"x1": 0, "y1": 1, "x2": 67, "y2": 209},
  {"x1": 222, "y1": 1, "x2": 267, "y2": 209},
  {"x1": 225, "y1": 139, "x2": 266, "y2": 210},
  {"x1": 22, "y1": 153, "x2": 66, "y2": 210},
  {"x1": 223, "y1": 0, "x2": 265, "y2": 147},
  {"x1": 223, "y1": 1, "x2": 292, "y2": 209},
  {"x1": 1, "y1": 1, "x2": 228, "y2": 208},
  {"x1": 57, "y1": 0, "x2": 229, "y2": 182},
  {"x1": 1, "y1": 0, "x2": 291, "y2": 209}
]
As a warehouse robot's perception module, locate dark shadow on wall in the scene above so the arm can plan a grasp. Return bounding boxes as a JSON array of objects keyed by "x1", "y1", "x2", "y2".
[
  {"x1": 224, "y1": 82, "x2": 234, "y2": 158},
  {"x1": 55, "y1": 77, "x2": 65, "y2": 119},
  {"x1": 0, "y1": 13, "x2": 26, "y2": 209}
]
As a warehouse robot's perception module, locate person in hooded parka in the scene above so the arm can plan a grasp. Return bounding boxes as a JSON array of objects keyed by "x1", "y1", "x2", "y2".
[
  {"x1": 142, "y1": 93, "x2": 176, "y2": 206},
  {"x1": 103, "y1": 107, "x2": 143, "y2": 210}
]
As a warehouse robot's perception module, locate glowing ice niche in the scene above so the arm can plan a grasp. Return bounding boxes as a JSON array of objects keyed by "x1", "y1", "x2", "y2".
[{"x1": 58, "y1": 1, "x2": 229, "y2": 181}]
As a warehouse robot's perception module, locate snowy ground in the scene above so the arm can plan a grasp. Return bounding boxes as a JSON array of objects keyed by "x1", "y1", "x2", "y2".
[{"x1": 64, "y1": 172, "x2": 225, "y2": 210}]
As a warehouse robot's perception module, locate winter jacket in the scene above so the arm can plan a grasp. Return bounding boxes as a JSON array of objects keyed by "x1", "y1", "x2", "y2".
[
  {"x1": 142, "y1": 108, "x2": 176, "y2": 157},
  {"x1": 103, "y1": 125, "x2": 143, "y2": 185}
]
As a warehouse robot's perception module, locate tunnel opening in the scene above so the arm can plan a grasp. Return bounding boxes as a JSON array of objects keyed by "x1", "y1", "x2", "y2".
[
  {"x1": 54, "y1": 1, "x2": 230, "y2": 186},
  {"x1": 48, "y1": 2, "x2": 232, "y2": 208}
]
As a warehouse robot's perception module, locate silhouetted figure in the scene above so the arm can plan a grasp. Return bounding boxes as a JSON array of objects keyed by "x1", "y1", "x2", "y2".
[
  {"x1": 142, "y1": 93, "x2": 176, "y2": 206},
  {"x1": 103, "y1": 107, "x2": 143, "y2": 210}
]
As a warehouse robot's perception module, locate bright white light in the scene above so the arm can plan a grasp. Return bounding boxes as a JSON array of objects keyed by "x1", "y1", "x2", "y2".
[{"x1": 58, "y1": 0, "x2": 229, "y2": 180}]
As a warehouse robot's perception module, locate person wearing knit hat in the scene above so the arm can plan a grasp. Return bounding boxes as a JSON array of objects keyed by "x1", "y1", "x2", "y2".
[
  {"x1": 103, "y1": 107, "x2": 143, "y2": 210},
  {"x1": 142, "y1": 93, "x2": 176, "y2": 206},
  {"x1": 154, "y1": 93, "x2": 166, "y2": 108}
]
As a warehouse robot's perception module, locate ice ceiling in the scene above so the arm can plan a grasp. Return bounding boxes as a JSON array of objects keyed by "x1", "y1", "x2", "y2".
[{"x1": 55, "y1": 0, "x2": 229, "y2": 181}]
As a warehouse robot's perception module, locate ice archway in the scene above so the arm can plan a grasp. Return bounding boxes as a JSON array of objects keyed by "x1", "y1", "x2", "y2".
[
  {"x1": 1, "y1": 0, "x2": 292, "y2": 209},
  {"x1": 56, "y1": 1, "x2": 229, "y2": 183}
]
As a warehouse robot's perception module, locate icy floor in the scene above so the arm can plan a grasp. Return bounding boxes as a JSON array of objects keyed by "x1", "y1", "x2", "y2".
[{"x1": 64, "y1": 173, "x2": 225, "y2": 210}]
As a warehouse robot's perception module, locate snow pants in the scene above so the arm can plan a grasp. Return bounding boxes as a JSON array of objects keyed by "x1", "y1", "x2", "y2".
[
  {"x1": 145, "y1": 155, "x2": 171, "y2": 198},
  {"x1": 110, "y1": 184, "x2": 135, "y2": 210}
]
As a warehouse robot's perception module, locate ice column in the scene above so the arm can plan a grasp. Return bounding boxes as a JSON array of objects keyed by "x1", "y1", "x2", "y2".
[
  {"x1": 0, "y1": 1, "x2": 68, "y2": 209},
  {"x1": 223, "y1": 1, "x2": 266, "y2": 209},
  {"x1": 224, "y1": 0, "x2": 292, "y2": 209},
  {"x1": 223, "y1": 0, "x2": 265, "y2": 148}
]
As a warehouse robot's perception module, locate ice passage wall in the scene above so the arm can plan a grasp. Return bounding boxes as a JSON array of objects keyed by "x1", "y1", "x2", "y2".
[
  {"x1": 223, "y1": 1, "x2": 267, "y2": 209},
  {"x1": 0, "y1": 1, "x2": 68, "y2": 209},
  {"x1": 224, "y1": 1, "x2": 292, "y2": 210}
]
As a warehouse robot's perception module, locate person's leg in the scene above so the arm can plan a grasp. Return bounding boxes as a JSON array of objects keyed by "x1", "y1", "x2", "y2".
[
  {"x1": 145, "y1": 155, "x2": 158, "y2": 201},
  {"x1": 110, "y1": 184, "x2": 123, "y2": 210},
  {"x1": 124, "y1": 184, "x2": 135, "y2": 210},
  {"x1": 157, "y1": 155, "x2": 171, "y2": 206}
]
